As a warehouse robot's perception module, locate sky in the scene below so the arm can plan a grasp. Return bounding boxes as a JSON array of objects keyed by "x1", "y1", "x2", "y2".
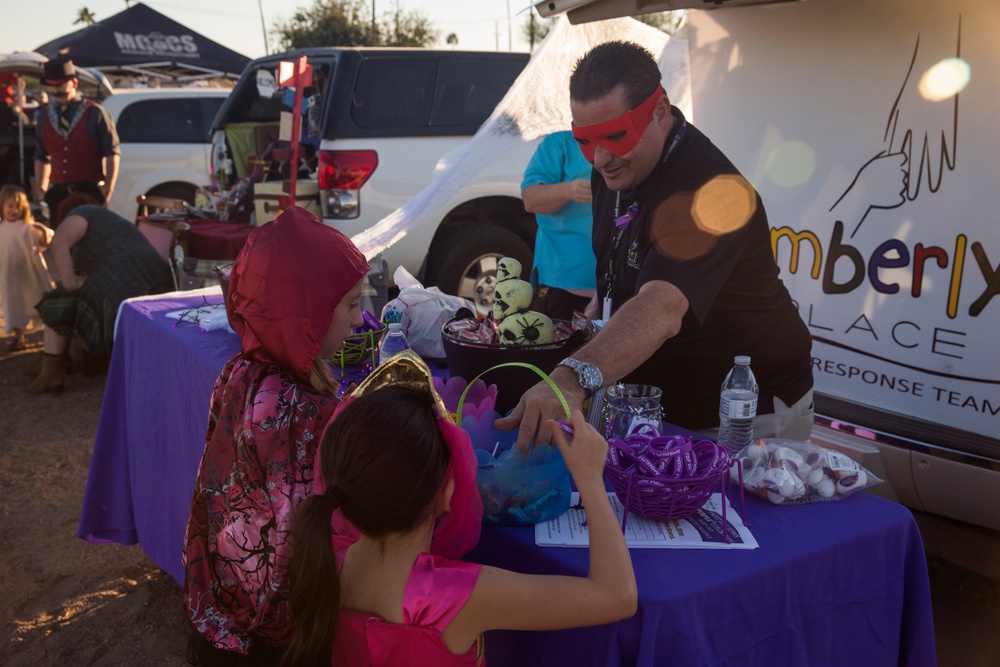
[{"x1": 5, "y1": 0, "x2": 539, "y2": 60}]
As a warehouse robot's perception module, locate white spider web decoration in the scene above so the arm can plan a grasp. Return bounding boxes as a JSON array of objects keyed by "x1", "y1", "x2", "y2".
[{"x1": 351, "y1": 15, "x2": 691, "y2": 259}]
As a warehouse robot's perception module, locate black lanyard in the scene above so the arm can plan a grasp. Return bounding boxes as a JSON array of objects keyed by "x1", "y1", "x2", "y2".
[{"x1": 603, "y1": 115, "x2": 688, "y2": 303}]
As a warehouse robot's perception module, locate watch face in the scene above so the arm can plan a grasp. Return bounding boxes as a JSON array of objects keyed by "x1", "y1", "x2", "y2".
[{"x1": 580, "y1": 364, "x2": 602, "y2": 390}]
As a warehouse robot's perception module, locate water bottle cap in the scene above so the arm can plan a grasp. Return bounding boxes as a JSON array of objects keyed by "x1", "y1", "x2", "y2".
[
  {"x1": 734, "y1": 355, "x2": 751, "y2": 365},
  {"x1": 388, "y1": 322, "x2": 403, "y2": 331}
]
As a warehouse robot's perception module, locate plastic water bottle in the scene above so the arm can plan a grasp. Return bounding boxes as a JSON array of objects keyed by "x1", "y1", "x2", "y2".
[
  {"x1": 377, "y1": 322, "x2": 409, "y2": 365},
  {"x1": 718, "y1": 355, "x2": 759, "y2": 457}
]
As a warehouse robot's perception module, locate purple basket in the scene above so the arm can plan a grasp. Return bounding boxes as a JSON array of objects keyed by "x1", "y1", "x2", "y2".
[{"x1": 605, "y1": 433, "x2": 729, "y2": 523}]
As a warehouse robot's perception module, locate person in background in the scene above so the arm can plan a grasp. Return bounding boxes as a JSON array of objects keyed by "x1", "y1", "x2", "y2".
[
  {"x1": 23, "y1": 194, "x2": 173, "y2": 393},
  {"x1": 0, "y1": 185, "x2": 55, "y2": 352},
  {"x1": 182, "y1": 206, "x2": 373, "y2": 666},
  {"x1": 521, "y1": 130, "x2": 596, "y2": 320},
  {"x1": 499, "y1": 41, "x2": 814, "y2": 448},
  {"x1": 0, "y1": 86, "x2": 31, "y2": 129},
  {"x1": 284, "y1": 379, "x2": 636, "y2": 667},
  {"x1": 33, "y1": 56, "x2": 119, "y2": 228}
]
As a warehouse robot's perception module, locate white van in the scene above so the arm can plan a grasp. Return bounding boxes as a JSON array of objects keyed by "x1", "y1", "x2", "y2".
[
  {"x1": 541, "y1": 0, "x2": 1000, "y2": 530},
  {"x1": 0, "y1": 53, "x2": 228, "y2": 223},
  {"x1": 101, "y1": 87, "x2": 228, "y2": 221}
]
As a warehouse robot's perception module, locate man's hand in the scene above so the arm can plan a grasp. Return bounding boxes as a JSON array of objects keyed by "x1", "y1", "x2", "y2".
[{"x1": 495, "y1": 366, "x2": 586, "y2": 452}]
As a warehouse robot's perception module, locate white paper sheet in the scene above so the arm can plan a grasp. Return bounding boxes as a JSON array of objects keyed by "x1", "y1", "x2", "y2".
[{"x1": 535, "y1": 492, "x2": 758, "y2": 550}]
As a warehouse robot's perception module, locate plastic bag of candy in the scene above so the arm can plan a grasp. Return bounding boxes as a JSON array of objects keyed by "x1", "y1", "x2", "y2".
[{"x1": 730, "y1": 439, "x2": 882, "y2": 505}]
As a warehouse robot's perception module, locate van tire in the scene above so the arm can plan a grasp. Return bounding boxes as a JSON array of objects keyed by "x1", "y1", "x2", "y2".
[
  {"x1": 425, "y1": 225, "x2": 534, "y2": 316},
  {"x1": 148, "y1": 183, "x2": 197, "y2": 205}
]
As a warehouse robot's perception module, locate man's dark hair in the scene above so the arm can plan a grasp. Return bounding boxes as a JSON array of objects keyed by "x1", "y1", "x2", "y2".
[{"x1": 570, "y1": 41, "x2": 662, "y2": 109}]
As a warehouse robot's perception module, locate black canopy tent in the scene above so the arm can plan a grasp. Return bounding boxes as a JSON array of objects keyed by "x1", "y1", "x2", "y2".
[{"x1": 34, "y1": 3, "x2": 251, "y2": 82}]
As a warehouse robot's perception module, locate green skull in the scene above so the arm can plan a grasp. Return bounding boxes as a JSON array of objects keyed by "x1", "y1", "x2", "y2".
[
  {"x1": 492, "y1": 278, "x2": 533, "y2": 320},
  {"x1": 498, "y1": 310, "x2": 556, "y2": 345},
  {"x1": 496, "y1": 257, "x2": 523, "y2": 282}
]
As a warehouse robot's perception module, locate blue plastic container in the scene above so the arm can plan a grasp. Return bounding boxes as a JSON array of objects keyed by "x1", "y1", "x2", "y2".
[{"x1": 457, "y1": 362, "x2": 574, "y2": 526}]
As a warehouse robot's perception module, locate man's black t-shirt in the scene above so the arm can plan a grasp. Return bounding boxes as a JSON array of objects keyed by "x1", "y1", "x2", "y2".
[{"x1": 592, "y1": 107, "x2": 813, "y2": 428}]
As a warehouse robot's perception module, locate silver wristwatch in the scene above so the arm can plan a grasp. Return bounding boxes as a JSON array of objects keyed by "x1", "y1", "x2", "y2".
[{"x1": 557, "y1": 357, "x2": 603, "y2": 396}]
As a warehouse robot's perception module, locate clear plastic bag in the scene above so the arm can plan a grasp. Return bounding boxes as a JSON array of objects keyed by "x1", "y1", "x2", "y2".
[{"x1": 730, "y1": 438, "x2": 882, "y2": 505}]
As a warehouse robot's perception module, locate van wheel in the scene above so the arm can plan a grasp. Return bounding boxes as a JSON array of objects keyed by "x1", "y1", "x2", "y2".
[
  {"x1": 148, "y1": 183, "x2": 197, "y2": 205},
  {"x1": 426, "y1": 225, "x2": 533, "y2": 317}
]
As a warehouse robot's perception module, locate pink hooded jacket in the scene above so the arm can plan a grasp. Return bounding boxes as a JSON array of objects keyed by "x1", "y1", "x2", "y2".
[{"x1": 182, "y1": 207, "x2": 371, "y2": 654}]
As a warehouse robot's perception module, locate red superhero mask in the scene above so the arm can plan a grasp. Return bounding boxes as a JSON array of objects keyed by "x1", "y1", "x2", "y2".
[{"x1": 571, "y1": 85, "x2": 665, "y2": 162}]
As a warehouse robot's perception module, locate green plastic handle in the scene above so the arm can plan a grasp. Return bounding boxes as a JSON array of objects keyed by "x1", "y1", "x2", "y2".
[{"x1": 454, "y1": 362, "x2": 571, "y2": 423}]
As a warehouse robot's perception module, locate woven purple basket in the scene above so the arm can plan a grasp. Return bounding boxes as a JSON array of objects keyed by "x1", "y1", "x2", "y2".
[{"x1": 605, "y1": 433, "x2": 730, "y2": 523}]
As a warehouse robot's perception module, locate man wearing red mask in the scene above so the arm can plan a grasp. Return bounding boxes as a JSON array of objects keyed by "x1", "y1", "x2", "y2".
[
  {"x1": 33, "y1": 57, "x2": 119, "y2": 227},
  {"x1": 499, "y1": 41, "x2": 814, "y2": 447}
]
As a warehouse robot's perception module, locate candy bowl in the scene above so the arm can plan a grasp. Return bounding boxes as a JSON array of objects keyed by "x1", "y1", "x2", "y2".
[
  {"x1": 605, "y1": 433, "x2": 731, "y2": 525},
  {"x1": 456, "y1": 361, "x2": 574, "y2": 526},
  {"x1": 335, "y1": 311, "x2": 385, "y2": 367},
  {"x1": 460, "y1": 410, "x2": 571, "y2": 526},
  {"x1": 474, "y1": 440, "x2": 572, "y2": 526},
  {"x1": 441, "y1": 315, "x2": 589, "y2": 415}
]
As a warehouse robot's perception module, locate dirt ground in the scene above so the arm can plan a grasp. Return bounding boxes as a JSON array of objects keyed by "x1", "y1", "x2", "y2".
[
  {"x1": 1, "y1": 334, "x2": 191, "y2": 666},
  {"x1": 1, "y1": 331, "x2": 999, "y2": 666}
]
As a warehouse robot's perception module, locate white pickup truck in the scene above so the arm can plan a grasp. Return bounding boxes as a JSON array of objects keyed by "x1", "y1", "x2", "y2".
[{"x1": 209, "y1": 48, "x2": 537, "y2": 314}]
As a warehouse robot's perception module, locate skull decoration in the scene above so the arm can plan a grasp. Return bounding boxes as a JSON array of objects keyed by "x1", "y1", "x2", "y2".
[
  {"x1": 492, "y1": 278, "x2": 533, "y2": 320},
  {"x1": 496, "y1": 257, "x2": 523, "y2": 282},
  {"x1": 498, "y1": 310, "x2": 556, "y2": 345}
]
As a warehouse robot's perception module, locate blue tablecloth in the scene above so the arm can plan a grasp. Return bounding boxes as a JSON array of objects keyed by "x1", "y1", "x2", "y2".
[{"x1": 79, "y1": 291, "x2": 936, "y2": 667}]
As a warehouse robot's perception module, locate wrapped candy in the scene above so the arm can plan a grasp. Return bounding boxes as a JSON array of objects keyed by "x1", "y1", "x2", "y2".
[{"x1": 731, "y1": 438, "x2": 882, "y2": 505}]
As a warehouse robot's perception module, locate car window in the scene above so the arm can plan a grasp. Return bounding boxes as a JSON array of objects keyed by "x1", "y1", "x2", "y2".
[
  {"x1": 223, "y1": 61, "x2": 333, "y2": 125},
  {"x1": 200, "y1": 97, "x2": 226, "y2": 141},
  {"x1": 352, "y1": 59, "x2": 436, "y2": 128},
  {"x1": 430, "y1": 59, "x2": 526, "y2": 127},
  {"x1": 117, "y1": 97, "x2": 211, "y2": 143}
]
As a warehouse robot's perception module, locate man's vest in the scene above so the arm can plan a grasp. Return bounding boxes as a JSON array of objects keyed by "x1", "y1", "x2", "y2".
[{"x1": 41, "y1": 100, "x2": 104, "y2": 184}]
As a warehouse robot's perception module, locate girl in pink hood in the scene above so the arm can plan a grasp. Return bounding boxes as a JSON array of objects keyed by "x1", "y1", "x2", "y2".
[{"x1": 182, "y1": 206, "x2": 372, "y2": 665}]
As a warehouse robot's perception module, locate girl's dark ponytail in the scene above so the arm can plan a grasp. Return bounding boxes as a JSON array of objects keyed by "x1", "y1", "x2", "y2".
[
  {"x1": 283, "y1": 384, "x2": 449, "y2": 665},
  {"x1": 283, "y1": 493, "x2": 341, "y2": 667}
]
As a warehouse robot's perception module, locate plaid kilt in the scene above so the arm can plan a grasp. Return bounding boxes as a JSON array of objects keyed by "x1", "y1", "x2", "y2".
[{"x1": 35, "y1": 282, "x2": 114, "y2": 356}]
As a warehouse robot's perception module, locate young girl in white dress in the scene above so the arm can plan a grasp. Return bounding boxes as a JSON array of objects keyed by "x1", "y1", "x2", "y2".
[{"x1": 0, "y1": 186, "x2": 55, "y2": 351}]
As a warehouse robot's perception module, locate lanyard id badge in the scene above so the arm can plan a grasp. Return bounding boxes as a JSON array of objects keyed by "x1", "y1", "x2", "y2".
[{"x1": 601, "y1": 113, "x2": 688, "y2": 323}]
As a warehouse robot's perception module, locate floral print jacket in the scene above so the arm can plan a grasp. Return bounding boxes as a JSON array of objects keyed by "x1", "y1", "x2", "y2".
[{"x1": 182, "y1": 356, "x2": 340, "y2": 653}]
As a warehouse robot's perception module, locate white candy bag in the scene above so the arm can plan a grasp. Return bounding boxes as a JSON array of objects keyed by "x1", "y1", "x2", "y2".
[
  {"x1": 381, "y1": 266, "x2": 475, "y2": 359},
  {"x1": 730, "y1": 439, "x2": 882, "y2": 505}
]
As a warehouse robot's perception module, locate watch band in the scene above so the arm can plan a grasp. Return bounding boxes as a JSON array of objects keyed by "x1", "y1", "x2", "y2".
[{"x1": 558, "y1": 357, "x2": 602, "y2": 396}]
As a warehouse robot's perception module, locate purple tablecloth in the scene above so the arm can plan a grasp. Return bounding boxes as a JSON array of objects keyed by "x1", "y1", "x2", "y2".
[
  {"x1": 78, "y1": 292, "x2": 936, "y2": 667},
  {"x1": 468, "y1": 491, "x2": 935, "y2": 667},
  {"x1": 78, "y1": 290, "x2": 240, "y2": 581}
]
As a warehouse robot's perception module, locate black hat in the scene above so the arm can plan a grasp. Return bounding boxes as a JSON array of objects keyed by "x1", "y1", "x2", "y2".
[{"x1": 41, "y1": 57, "x2": 77, "y2": 86}]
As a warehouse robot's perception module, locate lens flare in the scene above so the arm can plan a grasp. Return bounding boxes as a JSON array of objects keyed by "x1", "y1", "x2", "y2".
[
  {"x1": 693, "y1": 175, "x2": 757, "y2": 235},
  {"x1": 649, "y1": 176, "x2": 756, "y2": 262},
  {"x1": 765, "y1": 140, "x2": 816, "y2": 189},
  {"x1": 919, "y1": 58, "x2": 970, "y2": 102}
]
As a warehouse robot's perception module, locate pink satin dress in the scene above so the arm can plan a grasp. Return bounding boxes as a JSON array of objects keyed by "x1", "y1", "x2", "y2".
[{"x1": 333, "y1": 552, "x2": 485, "y2": 666}]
